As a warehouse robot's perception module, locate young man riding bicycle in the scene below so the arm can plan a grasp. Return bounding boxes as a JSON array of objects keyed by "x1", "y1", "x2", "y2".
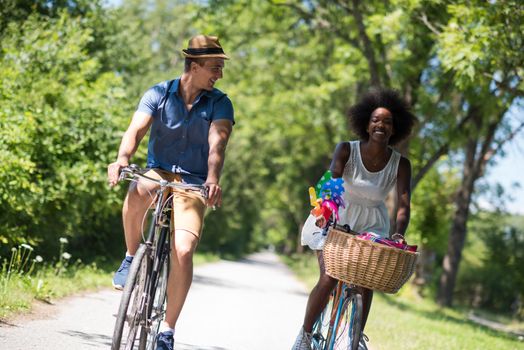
[{"x1": 107, "y1": 35, "x2": 234, "y2": 350}]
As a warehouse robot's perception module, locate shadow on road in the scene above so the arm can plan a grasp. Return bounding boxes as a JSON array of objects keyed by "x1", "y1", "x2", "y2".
[
  {"x1": 192, "y1": 268, "x2": 309, "y2": 298},
  {"x1": 60, "y1": 329, "x2": 112, "y2": 347},
  {"x1": 239, "y1": 256, "x2": 285, "y2": 269},
  {"x1": 193, "y1": 274, "x2": 241, "y2": 289}
]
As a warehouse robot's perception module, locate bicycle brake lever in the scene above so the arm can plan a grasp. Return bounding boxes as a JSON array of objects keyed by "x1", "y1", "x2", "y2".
[{"x1": 118, "y1": 170, "x2": 126, "y2": 182}]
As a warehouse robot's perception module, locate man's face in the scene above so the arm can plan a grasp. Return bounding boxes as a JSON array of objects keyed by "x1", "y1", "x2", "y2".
[{"x1": 193, "y1": 58, "x2": 225, "y2": 91}]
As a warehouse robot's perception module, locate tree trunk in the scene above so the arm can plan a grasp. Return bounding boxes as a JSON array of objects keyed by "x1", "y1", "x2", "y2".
[
  {"x1": 351, "y1": 0, "x2": 381, "y2": 87},
  {"x1": 437, "y1": 104, "x2": 502, "y2": 307},
  {"x1": 437, "y1": 109, "x2": 480, "y2": 306},
  {"x1": 437, "y1": 172, "x2": 474, "y2": 306}
]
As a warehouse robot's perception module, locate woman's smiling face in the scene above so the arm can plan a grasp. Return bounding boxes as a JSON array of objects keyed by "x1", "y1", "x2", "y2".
[{"x1": 367, "y1": 107, "x2": 394, "y2": 143}]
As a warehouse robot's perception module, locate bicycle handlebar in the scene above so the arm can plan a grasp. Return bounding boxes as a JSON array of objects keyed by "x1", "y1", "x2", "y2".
[
  {"x1": 333, "y1": 223, "x2": 359, "y2": 235},
  {"x1": 119, "y1": 165, "x2": 208, "y2": 199}
]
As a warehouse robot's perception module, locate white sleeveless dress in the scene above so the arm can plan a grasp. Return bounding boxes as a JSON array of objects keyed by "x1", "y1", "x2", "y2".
[{"x1": 301, "y1": 140, "x2": 401, "y2": 250}]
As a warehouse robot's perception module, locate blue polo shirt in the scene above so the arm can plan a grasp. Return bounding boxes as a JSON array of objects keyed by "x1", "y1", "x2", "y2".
[{"x1": 136, "y1": 78, "x2": 235, "y2": 183}]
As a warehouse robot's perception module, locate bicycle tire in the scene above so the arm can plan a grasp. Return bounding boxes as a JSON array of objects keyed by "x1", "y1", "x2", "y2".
[
  {"x1": 140, "y1": 227, "x2": 170, "y2": 350},
  {"x1": 318, "y1": 285, "x2": 364, "y2": 350},
  {"x1": 333, "y1": 289, "x2": 363, "y2": 350},
  {"x1": 346, "y1": 291, "x2": 363, "y2": 350},
  {"x1": 111, "y1": 244, "x2": 149, "y2": 350}
]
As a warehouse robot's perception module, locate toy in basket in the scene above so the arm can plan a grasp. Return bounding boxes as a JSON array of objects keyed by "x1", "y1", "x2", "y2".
[{"x1": 308, "y1": 171, "x2": 419, "y2": 294}]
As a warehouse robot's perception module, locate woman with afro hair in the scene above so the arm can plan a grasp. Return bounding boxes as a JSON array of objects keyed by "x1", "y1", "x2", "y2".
[{"x1": 293, "y1": 88, "x2": 417, "y2": 350}]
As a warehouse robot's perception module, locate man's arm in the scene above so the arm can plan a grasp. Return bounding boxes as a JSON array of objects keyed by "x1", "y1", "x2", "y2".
[
  {"x1": 394, "y1": 156, "x2": 412, "y2": 239},
  {"x1": 107, "y1": 111, "x2": 153, "y2": 186},
  {"x1": 206, "y1": 119, "x2": 233, "y2": 207}
]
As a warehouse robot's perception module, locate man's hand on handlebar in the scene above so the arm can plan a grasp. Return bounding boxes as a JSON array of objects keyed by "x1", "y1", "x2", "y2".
[
  {"x1": 204, "y1": 182, "x2": 222, "y2": 208},
  {"x1": 107, "y1": 159, "x2": 129, "y2": 187}
]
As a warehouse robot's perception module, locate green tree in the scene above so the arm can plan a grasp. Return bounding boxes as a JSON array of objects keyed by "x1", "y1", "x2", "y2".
[
  {"x1": 430, "y1": 0, "x2": 524, "y2": 306},
  {"x1": 457, "y1": 212, "x2": 524, "y2": 317},
  {"x1": 0, "y1": 7, "x2": 129, "y2": 258}
]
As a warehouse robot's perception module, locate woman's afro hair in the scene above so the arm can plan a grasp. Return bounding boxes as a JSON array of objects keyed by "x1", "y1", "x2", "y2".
[{"x1": 348, "y1": 88, "x2": 416, "y2": 145}]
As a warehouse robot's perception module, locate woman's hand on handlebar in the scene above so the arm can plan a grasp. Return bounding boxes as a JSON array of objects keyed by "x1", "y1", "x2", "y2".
[
  {"x1": 391, "y1": 233, "x2": 406, "y2": 243},
  {"x1": 315, "y1": 216, "x2": 328, "y2": 228}
]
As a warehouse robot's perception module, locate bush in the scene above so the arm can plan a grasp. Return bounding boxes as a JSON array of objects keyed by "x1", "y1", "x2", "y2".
[{"x1": 456, "y1": 213, "x2": 524, "y2": 318}]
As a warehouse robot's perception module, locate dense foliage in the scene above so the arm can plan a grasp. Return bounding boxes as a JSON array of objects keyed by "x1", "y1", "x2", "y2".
[{"x1": 0, "y1": 1, "x2": 132, "y2": 258}]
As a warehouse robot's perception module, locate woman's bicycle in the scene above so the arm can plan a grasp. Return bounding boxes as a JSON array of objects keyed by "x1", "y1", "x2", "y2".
[
  {"x1": 310, "y1": 220, "x2": 418, "y2": 350},
  {"x1": 111, "y1": 165, "x2": 208, "y2": 350},
  {"x1": 310, "y1": 224, "x2": 364, "y2": 350}
]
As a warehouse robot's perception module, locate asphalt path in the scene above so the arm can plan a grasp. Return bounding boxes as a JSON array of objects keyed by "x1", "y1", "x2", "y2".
[{"x1": 0, "y1": 251, "x2": 309, "y2": 350}]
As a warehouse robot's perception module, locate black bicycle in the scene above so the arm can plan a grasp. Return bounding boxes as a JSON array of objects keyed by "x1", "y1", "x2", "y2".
[{"x1": 111, "y1": 165, "x2": 207, "y2": 350}]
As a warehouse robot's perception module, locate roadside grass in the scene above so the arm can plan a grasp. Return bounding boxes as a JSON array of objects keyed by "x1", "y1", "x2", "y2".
[
  {"x1": 0, "y1": 261, "x2": 112, "y2": 320},
  {"x1": 282, "y1": 252, "x2": 524, "y2": 350},
  {"x1": 0, "y1": 242, "x2": 219, "y2": 320}
]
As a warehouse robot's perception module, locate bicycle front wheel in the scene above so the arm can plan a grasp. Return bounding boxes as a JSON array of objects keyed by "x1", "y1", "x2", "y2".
[
  {"x1": 140, "y1": 229, "x2": 170, "y2": 350},
  {"x1": 333, "y1": 290, "x2": 363, "y2": 350},
  {"x1": 112, "y1": 244, "x2": 149, "y2": 350}
]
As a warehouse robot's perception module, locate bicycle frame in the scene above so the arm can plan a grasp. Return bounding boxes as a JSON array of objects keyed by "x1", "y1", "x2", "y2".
[
  {"x1": 142, "y1": 188, "x2": 171, "y2": 326},
  {"x1": 327, "y1": 283, "x2": 348, "y2": 349}
]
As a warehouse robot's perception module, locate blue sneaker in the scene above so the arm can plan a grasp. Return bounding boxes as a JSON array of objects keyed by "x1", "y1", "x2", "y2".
[
  {"x1": 112, "y1": 256, "x2": 133, "y2": 290},
  {"x1": 156, "y1": 330, "x2": 174, "y2": 350}
]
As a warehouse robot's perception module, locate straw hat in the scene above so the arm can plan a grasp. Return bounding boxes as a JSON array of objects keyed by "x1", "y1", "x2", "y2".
[{"x1": 182, "y1": 35, "x2": 229, "y2": 59}]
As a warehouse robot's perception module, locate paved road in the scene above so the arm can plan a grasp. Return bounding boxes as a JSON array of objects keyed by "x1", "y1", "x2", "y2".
[{"x1": 0, "y1": 251, "x2": 309, "y2": 350}]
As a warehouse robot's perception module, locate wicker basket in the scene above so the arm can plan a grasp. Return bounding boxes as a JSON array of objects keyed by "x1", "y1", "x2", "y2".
[{"x1": 322, "y1": 228, "x2": 418, "y2": 293}]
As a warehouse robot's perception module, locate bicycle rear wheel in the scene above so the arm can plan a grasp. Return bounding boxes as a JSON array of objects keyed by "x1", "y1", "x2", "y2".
[
  {"x1": 332, "y1": 290, "x2": 363, "y2": 350},
  {"x1": 112, "y1": 244, "x2": 149, "y2": 350}
]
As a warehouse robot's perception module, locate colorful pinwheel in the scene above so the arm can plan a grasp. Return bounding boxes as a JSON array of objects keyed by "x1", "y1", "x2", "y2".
[{"x1": 308, "y1": 170, "x2": 346, "y2": 222}]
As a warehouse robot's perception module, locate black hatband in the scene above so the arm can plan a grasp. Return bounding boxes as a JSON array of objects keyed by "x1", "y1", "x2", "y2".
[{"x1": 183, "y1": 47, "x2": 225, "y2": 55}]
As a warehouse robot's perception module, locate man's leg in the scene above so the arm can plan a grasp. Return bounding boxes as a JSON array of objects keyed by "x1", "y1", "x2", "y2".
[
  {"x1": 156, "y1": 186, "x2": 206, "y2": 350},
  {"x1": 302, "y1": 251, "x2": 338, "y2": 332},
  {"x1": 293, "y1": 250, "x2": 337, "y2": 350},
  {"x1": 164, "y1": 229, "x2": 199, "y2": 327},
  {"x1": 122, "y1": 179, "x2": 158, "y2": 255},
  {"x1": 113, "y1": 172, "x2": 159, "y2": 289}
]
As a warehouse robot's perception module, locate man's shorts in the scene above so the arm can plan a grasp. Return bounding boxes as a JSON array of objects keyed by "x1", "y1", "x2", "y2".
[{"x1": 143, "y1": 168, "x2": 207, "y2": 239}]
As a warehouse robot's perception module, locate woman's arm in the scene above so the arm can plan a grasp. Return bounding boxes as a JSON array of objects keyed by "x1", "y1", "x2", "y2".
[
  {"x1": 329, "y1": 142, "x2": 350, "y2": 178},
  {"x1": 394, "y1": 156, "x2": 412, "y2": 237}
]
